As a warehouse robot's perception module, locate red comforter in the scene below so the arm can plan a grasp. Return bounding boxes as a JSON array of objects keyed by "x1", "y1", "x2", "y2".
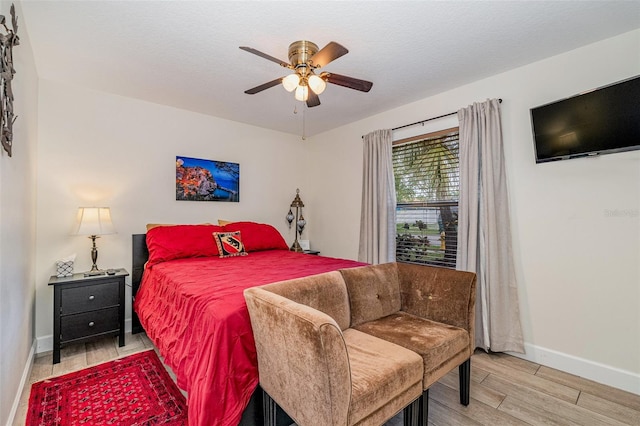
[{"x1": 134, "y1": 250, "x2": 365, "y2": 426}]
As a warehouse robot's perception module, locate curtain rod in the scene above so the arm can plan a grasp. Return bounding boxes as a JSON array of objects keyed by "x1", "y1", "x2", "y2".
[
  {"x1": 362, "y1": 98, "x2": 502, "y2": 138},
  {"x1": 392, "y1": 98, "x2": 502, "y2": 131}
]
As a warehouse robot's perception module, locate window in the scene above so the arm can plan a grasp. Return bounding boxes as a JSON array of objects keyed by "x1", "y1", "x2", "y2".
[{"x1": 393, "y1": 127, "x2": 459, "y2": 268}]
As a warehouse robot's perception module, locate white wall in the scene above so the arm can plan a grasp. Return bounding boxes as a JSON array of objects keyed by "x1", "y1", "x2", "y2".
[
  {"x1": 34, "y1": 81, "x2": 306, "y2": 349},
  {"x1": 0, "y1": 0, "x2": 39, "y2": 423},
  {"x1": 308, "y1": 30, "x2": 640, "y2": 393}
]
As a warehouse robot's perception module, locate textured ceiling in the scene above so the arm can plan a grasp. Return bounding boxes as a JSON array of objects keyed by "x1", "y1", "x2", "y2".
[{"x1": 20, "y1": 1, "x2": 640, "y2": 137}]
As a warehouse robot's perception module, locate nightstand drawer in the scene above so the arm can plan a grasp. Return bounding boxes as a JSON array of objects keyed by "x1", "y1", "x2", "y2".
[
  {"x1": 61, "y1": 307, "x2": 120, "y2": 341},
  {"x1": 60, "y1": 281, "x2": 119, "y2": 314}
]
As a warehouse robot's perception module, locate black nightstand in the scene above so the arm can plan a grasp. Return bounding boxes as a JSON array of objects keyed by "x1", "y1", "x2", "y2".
[{"x1": 48, "y1": 268, "x2": 128, "y2": 364}]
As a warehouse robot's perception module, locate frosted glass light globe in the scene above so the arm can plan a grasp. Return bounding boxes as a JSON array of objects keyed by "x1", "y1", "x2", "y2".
[
  {"x1": 294, "y1": 85, "x2": 309, "y2": 101},
  {"x1": 308, "y1": 74, "x2": 326, "y2": 94},
  {"x1": 282, "y1": 74, "x2": 300, "y2": 92}
]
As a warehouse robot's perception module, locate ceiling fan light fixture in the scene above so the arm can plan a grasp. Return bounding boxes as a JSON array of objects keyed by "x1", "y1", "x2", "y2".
[
  {"x1": 294, "y1": 85, "x2": 309, "y2": 102},
  {"x1": 240, "y1": 41, "x2": 373, "y2": 108},
  {"x1": 308, "y1": 74, "x2": 327, "y2": 95},
  {"x1": 282, "y1": 74, "x2": 300, "y2": 92}
]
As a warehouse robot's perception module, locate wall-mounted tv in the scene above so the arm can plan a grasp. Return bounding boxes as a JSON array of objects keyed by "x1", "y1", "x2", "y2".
[{"x1": 530, "y1": 75, "x2": 640, "y2": 163}]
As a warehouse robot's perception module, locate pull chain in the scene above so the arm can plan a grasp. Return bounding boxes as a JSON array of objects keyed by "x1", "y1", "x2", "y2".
[
  {"x1": 302, "y1": 103, "x2": 306, "y2": 140},
  {"x1": 292, "y1": 103, "x2": 307, "y2": 141}
]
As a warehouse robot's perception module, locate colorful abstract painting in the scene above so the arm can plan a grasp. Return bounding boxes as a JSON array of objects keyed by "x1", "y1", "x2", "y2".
[{"x1": 176, "y1": 156, "x2": 240, "y2": 202}]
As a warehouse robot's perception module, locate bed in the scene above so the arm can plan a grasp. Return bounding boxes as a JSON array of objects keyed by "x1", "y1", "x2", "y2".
[{"x1": 131, "y1": 222, "x2": 365, "y2": 426}]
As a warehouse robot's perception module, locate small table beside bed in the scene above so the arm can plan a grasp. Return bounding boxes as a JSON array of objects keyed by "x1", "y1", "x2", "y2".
[{"x1": 131, "y1": 222, "x2": 365, "y2": 426}]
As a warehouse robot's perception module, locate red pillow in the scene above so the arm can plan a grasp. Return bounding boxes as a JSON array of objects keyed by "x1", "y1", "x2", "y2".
[
  {"x1": 222, "y1": 221, "x2": 288, "y2": 252},
  {"x1": 146, "y1": 224, "x2": 224, "y2": 266}
]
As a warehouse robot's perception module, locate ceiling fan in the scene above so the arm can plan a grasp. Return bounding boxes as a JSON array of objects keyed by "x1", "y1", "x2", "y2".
[{"x1": 239, "y1": 40, "x2": 373, "y2": 108}]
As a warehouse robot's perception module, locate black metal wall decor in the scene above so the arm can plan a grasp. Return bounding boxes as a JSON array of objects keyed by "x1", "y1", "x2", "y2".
[{"x1": 0, "y1": 4, "x2": 18, "y2": 157}]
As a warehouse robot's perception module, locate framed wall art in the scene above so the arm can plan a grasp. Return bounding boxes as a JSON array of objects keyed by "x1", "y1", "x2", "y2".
[{"x1": 176, "y1": 156, "x2": 240, "y2": 202}]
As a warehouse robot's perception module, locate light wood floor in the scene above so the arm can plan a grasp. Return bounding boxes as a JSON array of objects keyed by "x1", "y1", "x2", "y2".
[{"x1": 14, "y1": 333, "x2": 640, "y2": 425}]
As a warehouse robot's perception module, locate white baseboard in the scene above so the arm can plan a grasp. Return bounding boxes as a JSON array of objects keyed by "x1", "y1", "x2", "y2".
[
  {"x1": 36, "y1": 334, "x2": 53, "y2": 353},
  {"x1": 6, "y1": 340, "x2": 36, "y2": 426},
  {"x1": 36, "y1": 318, "x2": 133, "y2": 354},
  {"x1": 507, "y1": 342, "x2": 640, "y2": 396}
]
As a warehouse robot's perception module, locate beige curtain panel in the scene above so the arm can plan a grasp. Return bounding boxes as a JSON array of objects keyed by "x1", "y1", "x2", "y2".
[
  {"x1": 358, "y1": 129, "x2": 397, "y2": 264},
  {"x1": 457, "y1": 99, "x2": 525, "y2": 353}
]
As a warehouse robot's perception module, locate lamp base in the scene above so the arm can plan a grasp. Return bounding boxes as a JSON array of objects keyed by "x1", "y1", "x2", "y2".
[
  {"x1": 290, "y1": 240, "x2": 304, "y2": 253},
  {"x1": 86, "y1": 235, "x2": 104, "y2": 277}
]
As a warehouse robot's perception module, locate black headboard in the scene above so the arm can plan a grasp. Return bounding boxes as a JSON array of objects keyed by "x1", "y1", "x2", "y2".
[{"x1": 131, "y1": 234, "x2": 149, "y2": 334}]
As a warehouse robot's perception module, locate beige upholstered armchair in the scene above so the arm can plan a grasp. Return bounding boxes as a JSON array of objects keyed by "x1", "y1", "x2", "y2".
[{"x1": 340, "y1": 262, "x2": 476, "y2": 424}]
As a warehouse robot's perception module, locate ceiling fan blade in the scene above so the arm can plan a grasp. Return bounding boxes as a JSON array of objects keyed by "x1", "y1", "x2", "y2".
[
  {"x1": 322, "y1": 72, "x2": 373, "y2": 92},
  {"x1": 307, "y1": 90, "x2": 321, "y2": 108},
  {"x1": 309, "y1": 42, "x2": 348, "y2": 68},
  {"x1": 239, "y1": 46, "x2": 291, "y2": 69},
  {"x1": 244, "y1": 77, "x2": 284, "y2": 95}
]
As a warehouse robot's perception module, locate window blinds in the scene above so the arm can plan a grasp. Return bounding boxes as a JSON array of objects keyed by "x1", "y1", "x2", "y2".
[{"x1": 392, "y1": 129, "x2": 459, "y2": 268}]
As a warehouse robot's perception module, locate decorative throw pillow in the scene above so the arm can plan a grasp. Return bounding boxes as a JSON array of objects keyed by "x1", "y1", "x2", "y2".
[
  {"x1": 213, "y1": 231, "x2": 248, "y2": 258},
  {"x1": 146, "y1": 224, "x2": 223, "y2": 266},
  {"x1": 222, "y1": 221, "x2": 288, "y2": 251}
]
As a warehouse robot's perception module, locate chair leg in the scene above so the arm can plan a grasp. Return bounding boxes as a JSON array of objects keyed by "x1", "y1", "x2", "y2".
[
  {"x1": 418, "y1": 389, "x2": 429, "y2": 426},
  {"x1": 459, "y1": 358, "x2": 471, "y2": 406},
  {"x1": 262, "y1": 389, "x2": 277, "y2": 426},
  {"x1": 403, "y1": 396, "x2": 420, "y2": 426}
]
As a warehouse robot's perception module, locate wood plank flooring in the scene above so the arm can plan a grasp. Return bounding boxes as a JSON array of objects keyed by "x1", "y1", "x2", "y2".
[{"x1": 14, "y1": 334, "x2": 640, "y2": 425}]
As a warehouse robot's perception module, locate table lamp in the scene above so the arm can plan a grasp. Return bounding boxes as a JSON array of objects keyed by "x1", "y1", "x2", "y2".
[{"x1": 74, "y1": 207, "x2": 116, "y2": 276}]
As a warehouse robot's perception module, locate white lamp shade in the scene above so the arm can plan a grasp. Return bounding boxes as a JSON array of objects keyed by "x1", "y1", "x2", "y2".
[
  {"x1": 294, "y1": 85, "x2": 309, "y2": 102},
  {"x1": 282, "y1": 74, "x2": 300, "y2": 92},
  {"x1": 308, "y1": 74, "x2": 326, "y2": 94},
  {"x1": 74, "y1": 207, "x2": 116, "y2": 236}
]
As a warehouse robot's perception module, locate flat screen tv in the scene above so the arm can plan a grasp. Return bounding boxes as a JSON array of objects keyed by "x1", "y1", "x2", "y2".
[{"x1": 530, "y1": 75, "x2": 640, "y2": 163}]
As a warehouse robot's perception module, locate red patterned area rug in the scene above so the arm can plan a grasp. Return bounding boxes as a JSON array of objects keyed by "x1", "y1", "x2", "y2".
[{"x1": 27, "y1": 350, "x2": 187, "y2": 425}]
